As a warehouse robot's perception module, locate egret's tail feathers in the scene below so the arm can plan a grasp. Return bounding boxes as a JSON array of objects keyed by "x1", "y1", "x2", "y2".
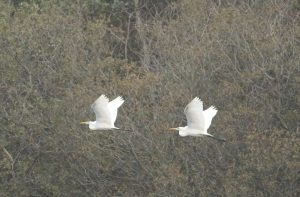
[
  {"x1": 115, "y1": 128, "x2": 133, "y2": 132},
  {"x1": 121, "y1": 129, "x2": 133, "y2": 132},
  {"x1": 109, "y1": 96, "x2": 125, "y2": 109},
  {"x1": 208, "y1": 135, "x2": 226, "y2": 142}
]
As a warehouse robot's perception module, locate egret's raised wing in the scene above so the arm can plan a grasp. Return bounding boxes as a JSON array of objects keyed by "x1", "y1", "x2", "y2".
[
  {"x1": 91, "y1": 95, "x2": 112, "y2": 125},
  {"x1": 184, "y1": 97, "x2": 205, "y2": 131},
  {"x1": 108, "y1": 96, "x2": 124, "y2": 124},
  {"x1": 203, "y1": 106, "x2": 218, "y2": 131}
]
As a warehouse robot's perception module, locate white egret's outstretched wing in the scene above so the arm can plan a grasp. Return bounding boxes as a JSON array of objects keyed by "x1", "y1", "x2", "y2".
[
  {"x1": 184, "y1": 97, "x2": 205, "y2": 131},
  {"x1": 108, "y1": 96, "x2": 124, "y2": 125},
  {"x1": 91, "y1": 95, "x2": 112, "y2": 125},
  {"x1": 203, "y1": 106, "x2": 218, "y2": 131}
]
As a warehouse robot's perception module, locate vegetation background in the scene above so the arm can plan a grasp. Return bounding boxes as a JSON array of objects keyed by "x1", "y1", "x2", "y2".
[{"x1": 1, "y1": 0, "x2": 299, "y2": 196}]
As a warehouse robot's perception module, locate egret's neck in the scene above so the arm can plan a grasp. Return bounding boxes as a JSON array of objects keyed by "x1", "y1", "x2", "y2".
[{"x1": 88, "y1": 121, "x2": 116, "y2": 130}]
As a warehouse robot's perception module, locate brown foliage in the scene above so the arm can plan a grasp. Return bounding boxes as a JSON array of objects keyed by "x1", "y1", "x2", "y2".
[{"x1": 0, "y1": 0, "x2": 299, "y2": 196}]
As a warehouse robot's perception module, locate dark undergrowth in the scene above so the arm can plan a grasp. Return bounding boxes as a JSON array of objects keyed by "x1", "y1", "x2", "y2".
[{"x1": 1, "y1": 0, "x2": 299, "y2": 196}]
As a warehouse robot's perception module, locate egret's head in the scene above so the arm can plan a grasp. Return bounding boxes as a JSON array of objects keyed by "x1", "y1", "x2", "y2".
[
  {"x1": 80, "y1": 121, "x2": 97, "y2": 130},
  {"x1": 168, "y1": 127, "x2": 187, "y2": 136},
  {"x1": 168, "y1": 127, "x2": 186, "y2": 131}
]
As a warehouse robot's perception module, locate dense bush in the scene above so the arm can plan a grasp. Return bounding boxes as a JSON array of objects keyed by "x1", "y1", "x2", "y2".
[{"x1": 1, "y1": 0, "x2": 299, "y2": 196}]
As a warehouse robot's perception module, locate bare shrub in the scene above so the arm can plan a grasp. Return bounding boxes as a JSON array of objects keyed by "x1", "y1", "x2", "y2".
[{"x1": 0, "y1": 0, "x2": 299, "y2": 196}]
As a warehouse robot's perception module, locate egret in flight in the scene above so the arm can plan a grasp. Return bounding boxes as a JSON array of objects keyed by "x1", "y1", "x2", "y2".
[
  {"x1": 80, "y1": 94, "x2": 125, "y2": 130},
  {"x1": 169, "y1": 97, "x2": 226, "y2": 142}
]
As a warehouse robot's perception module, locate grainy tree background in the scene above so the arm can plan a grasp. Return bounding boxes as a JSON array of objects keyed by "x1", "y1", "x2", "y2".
[{"x1": 1, "y1": 0, "x2": 299, "y2": 196}]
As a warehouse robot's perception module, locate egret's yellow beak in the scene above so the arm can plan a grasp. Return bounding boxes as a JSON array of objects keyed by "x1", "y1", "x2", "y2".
[
  {"x1": 80, "y1": 121, "x2": 89, "y2": 125},
  {"x1": 168, "y1": 128, "x2": 178, "y2": 131}
]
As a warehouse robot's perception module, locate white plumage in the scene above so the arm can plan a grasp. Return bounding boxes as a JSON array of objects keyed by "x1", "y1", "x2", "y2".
[
  {"x1": 203, "y1": 106, "x2": 218, "y2": 131},
  {"x1": 169, "y1": 97, "x2": 225, "y2": 141},
  {"x1": 81, "y1": 95, "x2": 124, "y2": 130},
  {"x1": 184, "y1": 97, "x2": 206, "y2": 131}
]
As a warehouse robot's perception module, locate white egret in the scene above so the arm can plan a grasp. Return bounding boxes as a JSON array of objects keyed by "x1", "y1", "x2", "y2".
[
  {"x1": 80, "y1": 94, "x2": 125, "y2": 130},
  {"x1": 169, "y1": 97, "x2": 226, "y2": 142}
]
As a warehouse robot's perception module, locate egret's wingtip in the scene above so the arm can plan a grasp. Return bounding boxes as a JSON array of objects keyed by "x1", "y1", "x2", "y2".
[
  {"x1": 119, "y1": 96, "x2": 125, "y2": 101},
  {"x1": 101, "y1": 94, "x2": 108, "y2": 99},
  {"x1": 193, "y1": 97, "x2": 202, "y2": 102},
  {"x1": 211, "y1": 105, "x2": 218, "y2": 110}
]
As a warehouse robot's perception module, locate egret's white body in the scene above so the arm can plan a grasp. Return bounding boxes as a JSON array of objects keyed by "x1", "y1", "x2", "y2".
[
  {"x1": 169, "y1": 97, "x2": 225, "y2": 141},
  {"x1": 80, "y1": 95, "x2": 124, "y2": 130}
]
